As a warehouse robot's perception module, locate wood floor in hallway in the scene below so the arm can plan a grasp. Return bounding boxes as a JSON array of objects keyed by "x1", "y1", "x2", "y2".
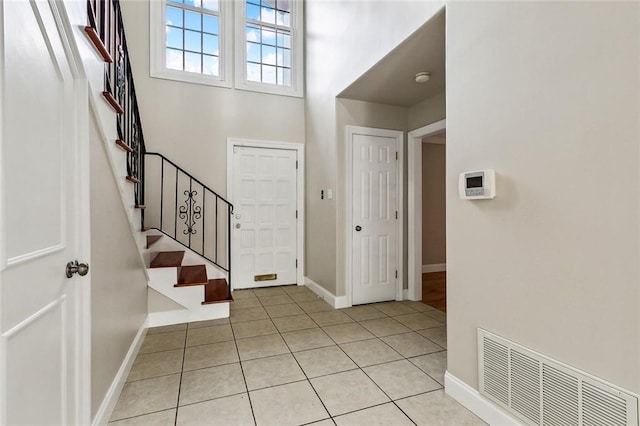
[{"x1": 422, "y1": 272, "x2": 446, "y2": 312}]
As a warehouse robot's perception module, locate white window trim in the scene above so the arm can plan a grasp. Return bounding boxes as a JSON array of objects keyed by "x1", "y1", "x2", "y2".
[
  {"x1": 233, "y1": 0, "x2": 304, "y2": 98},
  {"x1": 149, "y1": 0, "x2": 233, "y2": 88}
]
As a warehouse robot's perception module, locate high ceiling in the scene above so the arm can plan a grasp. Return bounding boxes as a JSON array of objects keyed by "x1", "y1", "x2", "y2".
[{"x1": 337, "y1": 10, "x2": 445, "y2": 107}]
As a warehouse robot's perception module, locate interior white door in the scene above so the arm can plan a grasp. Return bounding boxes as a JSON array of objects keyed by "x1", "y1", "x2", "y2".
[
  {"x1": 352, "y1": 133, "x2": 399, "y2": 305},
  {"x1": 1, "y1": 1, "x2": 87, "y2": 424},
  {"x1": 232, "y1": 146, "x2": 298, "y2": 289}
]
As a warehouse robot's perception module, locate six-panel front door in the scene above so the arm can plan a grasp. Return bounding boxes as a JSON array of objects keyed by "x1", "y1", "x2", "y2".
[
  {"x1": 351, "y1": 132, "x2": 399, "y2": 305},
  {"x1": 232, "y1": 146, "x2": 298, "y2": 289},
  {"x1": 1, "y1": 0, "x2": 87, "y2": 423}
]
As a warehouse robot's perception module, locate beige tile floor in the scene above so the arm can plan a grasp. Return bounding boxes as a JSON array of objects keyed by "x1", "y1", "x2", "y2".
[{"x1": 109, "y1": 285, "x2": 485, "y2": 426}]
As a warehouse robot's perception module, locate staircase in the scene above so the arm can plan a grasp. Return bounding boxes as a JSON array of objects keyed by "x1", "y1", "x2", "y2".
[{"x1": 85, "y1": 0, "x2": 233, "y2": 325}]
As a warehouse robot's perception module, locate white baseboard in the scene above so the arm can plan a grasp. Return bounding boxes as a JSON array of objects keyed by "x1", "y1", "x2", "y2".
[
  {"x1": 422, "y1": 263, "x2": 446, "y2": 273},
  {"x1": 304, "y1": 276, "x2": 350, "y2": 309},
  {"x1": 92, "y1": 323, "x2": 147, "y2": 426},
  {"x1": 444, "y1": 371, "x2": 523, "y2": 426}
]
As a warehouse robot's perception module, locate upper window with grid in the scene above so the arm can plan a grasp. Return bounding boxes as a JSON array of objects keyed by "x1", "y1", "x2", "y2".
[
  {"x1": 164, "y1": 0, "x2": 221, "y2": 76},
  {"x1": 244, "y1": 0, "x2": 293, "y2": 87}
]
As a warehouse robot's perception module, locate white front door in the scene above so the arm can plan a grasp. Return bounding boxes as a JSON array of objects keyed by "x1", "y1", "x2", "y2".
[
  {"x1": 1, "y1": 1, "x2": 88, "y2": 424},
  {"x1": 232, "y1": 146, "x2": 298, "y2": 289},
  {"x1": 351, "y1": 131, "x2": 400, "y2": 305}
]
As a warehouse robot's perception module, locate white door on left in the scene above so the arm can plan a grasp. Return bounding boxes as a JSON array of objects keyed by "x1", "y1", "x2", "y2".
[{"x1": 1, "y1": 1, "x2": 88, "y2": 424}]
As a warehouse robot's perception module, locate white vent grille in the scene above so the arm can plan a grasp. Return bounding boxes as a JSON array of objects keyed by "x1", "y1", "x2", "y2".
[{"x1": 478, "y1": 329, "x2": 639, "y2": 426}]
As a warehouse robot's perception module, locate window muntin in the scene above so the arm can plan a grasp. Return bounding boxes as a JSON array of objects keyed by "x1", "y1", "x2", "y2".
[
  {"x1": 244, "y1": 0, "x2": 293, "y2": 87},
  {"x1": 164, "y1": 0, "x2": 221, "y2": 76}
]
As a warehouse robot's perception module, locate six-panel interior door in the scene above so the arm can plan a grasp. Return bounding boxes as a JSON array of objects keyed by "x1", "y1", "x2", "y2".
[
  {"x1": 352, "y1": 133, "x2": 399, "y2": 305},
  {"x1": 232, "y1": 146, "x2": 298, "y2": 289},
  {"x1": 1, "y1": 0, "x2": 85, "y2": 424}
]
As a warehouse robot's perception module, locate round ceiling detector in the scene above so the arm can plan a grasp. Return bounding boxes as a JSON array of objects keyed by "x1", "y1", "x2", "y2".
[{"x1": 415, "y1": 72, "x2": 431, "y2": 83}]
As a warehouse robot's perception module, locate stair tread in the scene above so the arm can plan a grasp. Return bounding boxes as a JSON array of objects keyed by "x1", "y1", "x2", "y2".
[
  {"x1": 126, "y1": 175, "x2": 140, "y2": 184},
  {"x1": 202, "y1": 278, "x2": 233, "y2": 305},
  {"x1": 175, "y1": 265, "x2": 208, "y2": 287},
  {"x1": 146, "y1": 235, "x2": 162, "y2": 249},
  {"x1": 150, "y1": 251, "x2": 185, "y2": 268}
]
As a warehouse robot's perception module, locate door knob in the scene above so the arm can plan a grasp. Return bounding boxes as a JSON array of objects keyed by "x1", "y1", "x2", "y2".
[
  {"x1": 66, "y1": 260, "x2": 89, "y2": 278},
  {"x1": 355, "y1": 226, "x2": 362, "y2": 231}
]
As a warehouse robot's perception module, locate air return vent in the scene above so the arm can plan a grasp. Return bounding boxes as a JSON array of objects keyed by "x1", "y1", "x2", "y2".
[{"x1": 478, "y1": 329, "x2": 639, "y2": 426}]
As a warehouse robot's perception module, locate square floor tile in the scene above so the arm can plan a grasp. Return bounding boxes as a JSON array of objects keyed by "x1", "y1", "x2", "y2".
[
  {"x1": 409, "y1": 351, "x2": 447, "y2": 385},
  {"x1": 272, "y1": 314, "x2": 318, "y2": 333},
  {"x1": 381, "y1": 332, "x2": 443, "y2": 358},
  {"x1": 253, "y1": 287, "x2": 287, "y2": 297},
  {"x1": 424, "y1": 309, "x2": 446, "y2": 323},
  {"x1": 176, "y1": 393, "x2": 254, "y2": 426},
  {"x1": 282, "y1": 285, "x2": 312, "y2": 294},
  {"x1": 396, "y1": 390, "x2": 486, "y2": 425},
  {"x1": 364, "y1": 359, "x2": 441, "y2": 400},
  {"x1": 359, "y1": 317, "x2": 411, "y2": 337},
  {"x1": 298, "y1": 300, "x2": 334, "y2": 313},
  {"x1": 127, "y1": 349, "x2": 183, "y2": 381},
  {"x1": 186, "y1": 324, "x2": 233, "y2": 347},
  {"x1": 183, "y1": 341, "x2": 238, "y2": 371},
  {"x1": 333, "y1": 403, "x2": 414, "y2": 426},
  {"x1": 293, "y1": 346, "x2": 357, "y2": 378},
  {"x1": 230, "y1": 307, "x2": 269, "y2": 323},
  {"x1": 232, "y1": 319, "x2": 278, "y2": 339},
  {"x1": 309, "y1": 310, "x2": 354, "y2": 326},
  {"x1": 282, "y1": 328, "x2": 334, "y2": 352},
  {"x1": 110, "y1": 374, "x2": 180, "y2": 421},
  {"x1": 230, "y1": 297, "x2": 262, "y2": 310},
  {"x1": 235, "y1": 334, "x2": 289, "y2": 361},
  {"x1": 418, "y1": 326, "x2": 447, "y2": 348},
  {"x1": 231, "y1": 289, "x2": 256, "y2": 299},
  {"x1": 179, "y1": 363, "x2": 246, "y2": 406},
  {"x1": 310, "y1": 369, "x2": 389, "y2": 416},
  {"x1": 341, "y1": 306, "x2": 387, "y2": 321},
  {"x1": 147, "y1": 323, "x2": 187, "y2": 335},
  {"x1": 242, "y1": 353, "x2": 305, "y2": 390},
  {"x1": 139, "y1": 330, "x2": 185, "y2": 354},
  {"x1": 264, "y1": 303, "x2": 305, "y2": 318},
  {"x1": 188, "y1": 318, "x2": 229, "y2": 328},
  {"x1": 250, "y1": 381, "x2": 329, "y2": 426},
  {"x1": 290, "y1": 292, "x2": 322, "y2": 303},
  {"x1": 339, "y1": 339, "x2": 402, "y2": 367},
  {"x1": 373, "y1": 302, "x2": 417, "y2": 317},
  {"x1": 110, "y1": 409, "x2": 176, "y2": 425},
  {"x1": 393, "y1": 313, "x2": 443, "y2": 330},
  {"x1": 401, "y1": 300, "x2": 436, "y2": 312},
  {"x1": 322, "y1": 323, "x2": 375, "y2": 344},
  {"x1": 257, "y1": 294, "x2": 294, "y2": 306}
]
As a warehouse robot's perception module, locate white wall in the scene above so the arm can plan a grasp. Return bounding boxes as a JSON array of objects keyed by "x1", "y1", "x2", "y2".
[
  {"x1": 119, "y1": 1, "x2": 305, "y2": 197},
  {"x1": 305, "y1": 1, "x2": 445, "y2": 296},
  {"x1": 447, "y1": 1, "x2": 640, "y2": 393}
]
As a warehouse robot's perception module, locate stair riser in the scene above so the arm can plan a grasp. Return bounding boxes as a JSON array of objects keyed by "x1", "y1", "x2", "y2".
[
  {"x1": 147, "y1": 268, "x2": 204, "y2": 309},
  {"x1": 146, "y1": 304, "x2": 230, "y2": 328}
]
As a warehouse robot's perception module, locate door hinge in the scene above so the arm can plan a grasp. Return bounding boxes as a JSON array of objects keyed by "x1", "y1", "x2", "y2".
[
  {"x1": 295, "y1": 259, "x2": 298, "y2": 268},
  {"x1": 395, "y1": 270, "x2": 398, "y2": 279},
  {"x1": 296, "y1": 160, "x2": 298, "y2": 169},
  {"x1": 395, "y1": 211, "x2": 398, "y2": 219},
  {"x1": 296, "y1": 210, "x2": 298, "y2": 219},
  {"x1": 395, "y1": 151, "x2": 398, "y2": 160}
]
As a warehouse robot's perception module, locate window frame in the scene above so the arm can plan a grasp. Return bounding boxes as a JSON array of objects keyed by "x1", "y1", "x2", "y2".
[
  {"x1": 234, "y1": 0, "x2": 304, "y2": 98},
  {"x1": 150, "y1": 0, "x2": 233, "y2": 88}
]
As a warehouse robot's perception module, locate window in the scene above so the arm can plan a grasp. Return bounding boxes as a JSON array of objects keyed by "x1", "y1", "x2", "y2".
[
  {"x1": 150, "y1": 0, "x2": 232, "y2": 87},
  {"x1": 235, "y1": 0, "x2": 303, "y2": 97},
  {"x1": 150, "y1": 0, "x2": 303, "y2": 97}
]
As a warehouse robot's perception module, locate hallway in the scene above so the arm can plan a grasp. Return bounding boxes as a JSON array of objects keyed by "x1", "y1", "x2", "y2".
[{"x1": 110, "y1": 285, "x2": 483, "y2": 425}]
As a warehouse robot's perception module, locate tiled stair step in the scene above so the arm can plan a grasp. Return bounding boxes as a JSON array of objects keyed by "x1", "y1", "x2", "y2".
[
  {"x1": 146, "y1": 235, "x2": 162, "y2": 249},
  {"x1": 175, "y1": 265, "x2": 208, "y2": 287},
  {"x1": 202, "y1": 278, "x2": 234, "y2": 305},
  {"x1": 150, "y1": 251, "x2": 185, "y2": 268}
]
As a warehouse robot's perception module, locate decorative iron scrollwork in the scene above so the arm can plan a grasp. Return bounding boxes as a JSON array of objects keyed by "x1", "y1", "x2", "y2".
[
  {"x1": 178, "y1": 190, "x2": 202, "y2": 235},
  {"x1": 116, "y1": 45, "x2": 126, "y2": 105}
]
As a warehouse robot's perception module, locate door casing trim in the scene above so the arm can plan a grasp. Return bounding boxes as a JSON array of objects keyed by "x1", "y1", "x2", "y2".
[
  {"x1": 227, "y1": 138, "x2": 305, "y2": 289},
  {"x1": 345, "y1": 126, "x2": 404, "y2": 307}
]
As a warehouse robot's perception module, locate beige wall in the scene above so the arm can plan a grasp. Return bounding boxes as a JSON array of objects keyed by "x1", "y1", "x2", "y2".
[
  {"x1": 447, "y1": 1, "x2": 640, "y2": 393},
  {"x1": 305, "y1": 1, "x2": 445, "y2": 295},
  {"x1": 119, "y1": 1, "x2": 305, "y2": 198},
  {"x1": 422, "y1": 142, "x2": 446, "y2": 266},
  {"x1": 408, "y1": 91, "x2": 446, "y2": 132},
  {"x1": 90, "y1": 118, "x2": 148, "y2": 417}
]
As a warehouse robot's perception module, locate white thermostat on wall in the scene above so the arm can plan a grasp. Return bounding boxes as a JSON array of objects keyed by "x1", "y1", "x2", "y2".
[{"x1": 458, "y1": 169, "x2": 496, "y2": 200}]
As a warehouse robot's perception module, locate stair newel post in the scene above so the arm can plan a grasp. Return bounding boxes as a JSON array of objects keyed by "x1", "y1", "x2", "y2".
[{"x1": 227, "y1": 203, "x2": 232, "y2": 298}]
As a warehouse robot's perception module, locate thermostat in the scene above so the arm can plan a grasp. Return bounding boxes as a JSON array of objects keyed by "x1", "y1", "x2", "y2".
[{"x1": 458, "y1": 169, "x2": 495, "y2": 200}]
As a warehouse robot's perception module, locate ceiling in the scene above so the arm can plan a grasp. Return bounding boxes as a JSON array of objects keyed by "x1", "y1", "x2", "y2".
[{"x1": 337, "y1": 10, "x2": 445, "y2": 107}]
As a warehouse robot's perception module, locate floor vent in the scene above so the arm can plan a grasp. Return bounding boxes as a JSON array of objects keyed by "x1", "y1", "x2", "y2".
[{"x1": 478, "y1": 329, "x2": 639, "y2": 426}]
